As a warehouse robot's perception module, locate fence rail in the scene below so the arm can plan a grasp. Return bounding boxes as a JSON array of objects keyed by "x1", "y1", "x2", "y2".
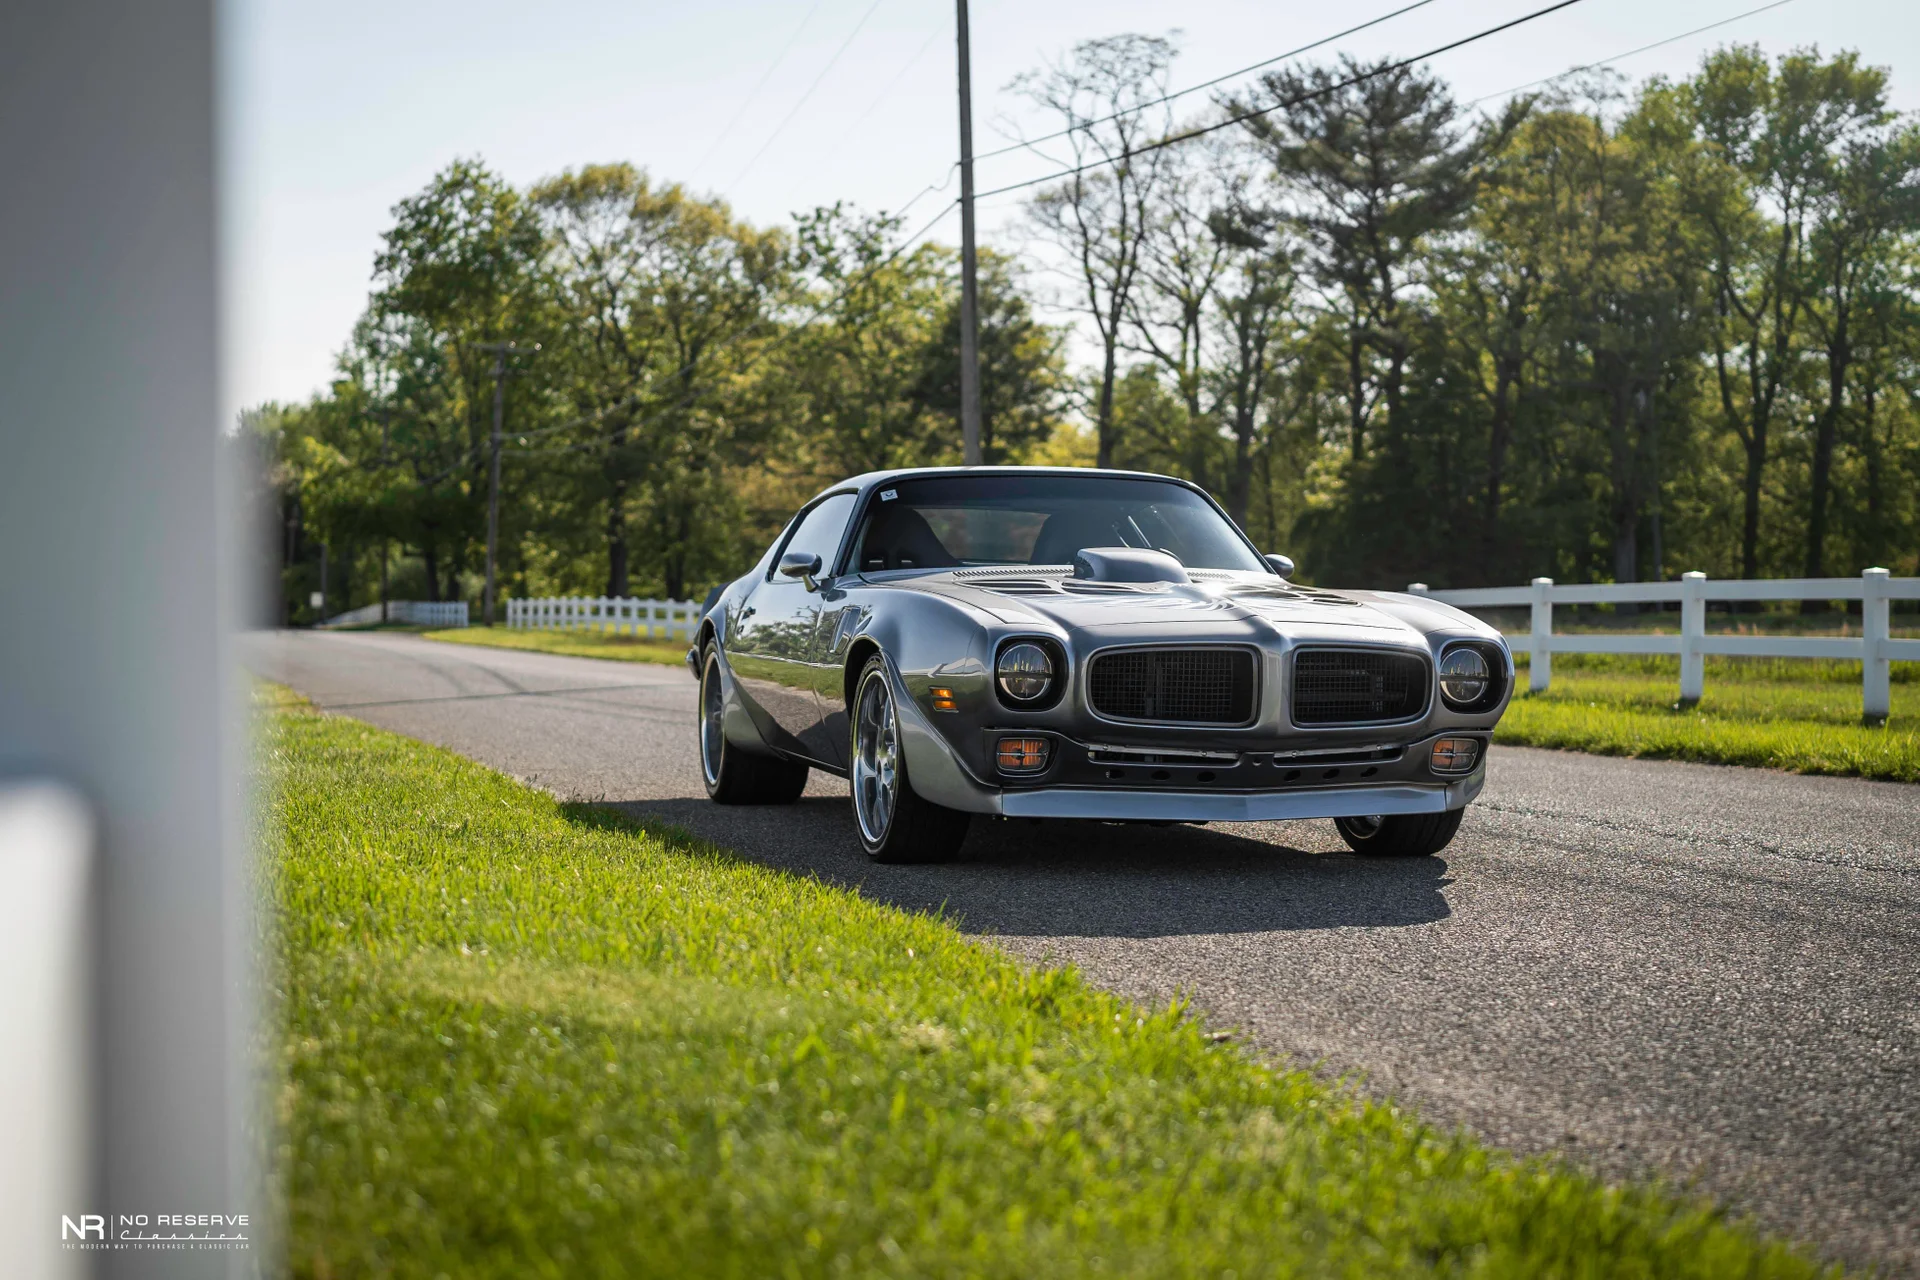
[
  {"x1": 1407, "y1": 569, "x2": 1919, "y2": 722},
  {"x1": 506, "y1": 595, "x2": 700, "y2": 642},
  {"x1": 318, "y1": 600, "x2": 468, "y2": 629}
]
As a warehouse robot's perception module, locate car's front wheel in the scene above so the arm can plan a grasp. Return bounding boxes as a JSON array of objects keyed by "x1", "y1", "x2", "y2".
[
  {"x1": 699, "y1": 645, "x2": 808, "y2": 804},
  {"x1": 1333, "y1": 809, "x2": 1463, "y2": 857},
  {"x1": 850, "y1": 655, "x2": 969, "y2": 863}
]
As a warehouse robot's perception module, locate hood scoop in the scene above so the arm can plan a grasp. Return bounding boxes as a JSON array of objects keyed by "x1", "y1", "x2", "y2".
[{"x1": 1072, "y1": 547, "x2": 1189, "y2": 584}]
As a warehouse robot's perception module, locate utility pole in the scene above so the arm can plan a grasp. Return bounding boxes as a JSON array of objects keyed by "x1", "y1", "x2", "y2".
[
  {"x1": 473, "y1": 341, "x2": 533, "y2": 627},
  {"x1": 955, "y1": 0, "x2": 982, "y2": 465}
]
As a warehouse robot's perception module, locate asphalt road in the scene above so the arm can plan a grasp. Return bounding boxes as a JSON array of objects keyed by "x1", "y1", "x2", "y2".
[{"x1": 246, "y1": 629, "x2": 1920, "y2": 1272}]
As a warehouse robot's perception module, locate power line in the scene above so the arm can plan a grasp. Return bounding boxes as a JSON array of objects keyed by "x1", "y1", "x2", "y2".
[
  {"x1": 973, "y1": 0, "x2": 1442, "y2": 165},
  {"x1": 688, "y1": 0, "x2": 829, "y2": 183},
  {"x1": 727, "y1": 0, "x2": 887, "y2": 190},
  {"x1": 1464, "y1": 0, "x2": 1800, "y2": 108},
  {"x1": 845, "y1": 28, "x2": 943, "y2": 134},
  {"x1": 972, "y1": 0, "x2": 1593, "y2": 204}
]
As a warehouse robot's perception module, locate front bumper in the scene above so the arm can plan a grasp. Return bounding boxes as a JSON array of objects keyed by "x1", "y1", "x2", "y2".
[
  {"x1": 884, "y1": 649, "x2": 1490, "y2": 822},
  {"x1": 997, "y1": 772, "x2": 1482, "y2": 822}
]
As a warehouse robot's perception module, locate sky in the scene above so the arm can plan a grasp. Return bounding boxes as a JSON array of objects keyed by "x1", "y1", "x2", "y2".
[{"x1": 225, "y1": 0, "x2": 1920, "y2": 416}]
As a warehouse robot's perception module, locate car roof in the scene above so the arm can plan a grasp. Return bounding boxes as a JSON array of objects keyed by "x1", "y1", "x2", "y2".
[{"x1": 805, "y1": 465, "x2": 1203, "y2": 508}]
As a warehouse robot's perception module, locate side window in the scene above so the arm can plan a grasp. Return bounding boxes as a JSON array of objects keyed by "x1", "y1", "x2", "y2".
[{"x1": 771, "y1": 492, "x2": 856, "y2": 579}]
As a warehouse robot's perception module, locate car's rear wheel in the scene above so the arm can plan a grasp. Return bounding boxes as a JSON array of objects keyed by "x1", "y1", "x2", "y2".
[
  {"x1": 1333, "y1": 809, "x2": 1463, "y2": 857},
  {"x1": 850, "y1": 655, "x2": 969, "y2": 863},
  {"x1": 699, "y1": 645, "x2": 807, "y2": 804}
]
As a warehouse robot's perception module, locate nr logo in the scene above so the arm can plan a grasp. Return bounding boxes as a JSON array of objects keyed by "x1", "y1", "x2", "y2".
[{"x1": 62, "y1": 1215, "x2": 105, "y2": 1240}]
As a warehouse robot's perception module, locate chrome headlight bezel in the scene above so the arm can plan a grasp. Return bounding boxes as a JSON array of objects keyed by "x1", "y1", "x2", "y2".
[
  {"x1": 994, "y1": 638, "x2": 1061, "y2": 710},
  {"x1": 1436, "y1": 642, "x2": 1503, "y2": 712}
]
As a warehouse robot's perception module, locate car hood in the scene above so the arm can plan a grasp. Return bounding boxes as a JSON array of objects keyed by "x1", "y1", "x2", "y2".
[{"x1": 887, "y1": 571, "x2": 1421, "y2": 639}]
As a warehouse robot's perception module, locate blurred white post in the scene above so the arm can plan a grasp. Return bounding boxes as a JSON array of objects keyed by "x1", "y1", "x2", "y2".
[
  {"x1": 0, "y1": 784, "x2": 92, "y2": 1280},
  {"x1": 1679, "y1": 571, "x2": 1707, "y2": 706},
  {"x1": 1530, "y1": 577, "x2": 1554, "y2": 693},
  {"x1": 1863, "y1": 567, "x2": 1891, "y2": 725},
  {"x1": 1, "y1": 2, "x2": 250, "y2": 1275}
]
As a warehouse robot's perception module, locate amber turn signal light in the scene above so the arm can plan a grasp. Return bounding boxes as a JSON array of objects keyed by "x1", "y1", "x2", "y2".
[
  {"x1": 929, "y1": 686, "x2": 957, "y2": 712},
  {"x1": 1429, "y1": 737, "x2": 1480, "y2": 774},
  {"x1": 996, "y1": 736, "x2": 1050, "y2": 773}
]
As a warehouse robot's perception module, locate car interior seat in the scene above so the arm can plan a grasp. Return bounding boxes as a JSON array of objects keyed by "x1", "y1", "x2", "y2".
[
  {"x1": 857, "y1": 506, "x2": 959, "y2": 571},
  {"x1": 1029, "y1": 510, "x2": 1127, "y2": 565}
]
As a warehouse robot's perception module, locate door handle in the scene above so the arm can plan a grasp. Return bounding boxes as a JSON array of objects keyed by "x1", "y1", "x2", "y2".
[{"x1": 740, "y1": 606, "x2": 757, "y2": 619}]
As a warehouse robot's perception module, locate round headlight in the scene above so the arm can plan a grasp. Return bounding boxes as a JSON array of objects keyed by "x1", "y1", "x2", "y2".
[
  {"x1": 1439, "y1": 647, "x2": 1490, "y2": 707},
  {"x1": 997, "y1": 642, "x2": 1054, "y2": 703}
]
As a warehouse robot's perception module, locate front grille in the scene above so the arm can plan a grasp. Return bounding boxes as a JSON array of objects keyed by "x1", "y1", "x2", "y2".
[
  {"x1": 1088, "y1": 648, "x2": 1256, "y2": 724},
  {"x1": 1291, "y1": 649, "x2": 1430, "y2": 724}
]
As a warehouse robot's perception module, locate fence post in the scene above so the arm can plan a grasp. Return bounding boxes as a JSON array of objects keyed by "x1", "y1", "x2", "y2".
[
  {"x1": 1863, "y1": 567, "x2": 1891, "y2": 725},
  {"x1": 1529, "y1": 577, "x2": 1553, "y2": 693},
  {"x1": 1679, "y1": 571, "x2": 1706, "y2": 706}
]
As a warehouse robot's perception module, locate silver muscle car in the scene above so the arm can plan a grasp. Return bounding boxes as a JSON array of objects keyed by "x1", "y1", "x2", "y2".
[{"x1": 688, "y1": 467, "x2": 1512, "y2": 863}]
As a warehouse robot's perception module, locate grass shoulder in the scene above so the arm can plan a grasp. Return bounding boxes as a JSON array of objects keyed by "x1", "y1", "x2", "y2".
[
  {"x1": 423, "y1": 624, "x2": 690, "y2": 666},
  {"x1": 264, "y1": 688, "x2": 1830, "y2": 1277},
  {"x1": 1496, "y1": 654, "x2": 1919, "y2": 783}
]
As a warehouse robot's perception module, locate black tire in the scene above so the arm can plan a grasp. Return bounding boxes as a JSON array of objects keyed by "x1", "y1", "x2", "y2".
[
  {"x1": 1333, "y1": 808, "x2": 1463, "y2": 857},
  {"x1": 849, "y1": 656, "x2": 970, "y2": 864},
  {"x1": 698, "y1": 645, "x2": 808, "y2": 805}
]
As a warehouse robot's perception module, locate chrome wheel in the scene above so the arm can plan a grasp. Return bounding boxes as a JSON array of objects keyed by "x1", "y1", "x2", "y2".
[
  {"x1": 699, "y1": 653, "x2": 726, "y2": 786},
  {"x1": 852, "y1": 669, "x2": 900, "y2": 845}
]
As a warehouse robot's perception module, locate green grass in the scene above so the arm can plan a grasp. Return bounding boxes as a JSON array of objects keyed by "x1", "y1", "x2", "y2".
[
  {"x1": 423, "y1": 625, "x2": 691, "y2": 666},
  {"x1": 1496, "y1": 654, "x2": 1920, "y2": 782},
  {"x1": 264, "y1": 684, "x2": 1832, "y2": 1278}
]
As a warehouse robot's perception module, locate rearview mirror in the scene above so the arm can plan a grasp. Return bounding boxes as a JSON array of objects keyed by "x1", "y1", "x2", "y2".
[
  {"x1": 1265, "y1": 553, "x2": 1295, "y2": 579},
  {"x1": 778, "y1": 551, "x2": 823, "y2": 590}
]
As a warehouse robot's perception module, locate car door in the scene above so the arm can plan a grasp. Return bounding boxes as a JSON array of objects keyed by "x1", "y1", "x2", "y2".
[{"x1": 727, "y1": 492, "x2": 856, "y2": 760}]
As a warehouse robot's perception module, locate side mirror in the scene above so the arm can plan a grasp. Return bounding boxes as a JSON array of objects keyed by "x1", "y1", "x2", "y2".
[
  {"x1": 1264, "y1": 553, "x2": 1295, "y2": 580},
  {"x1": 778, "y1": 551, "x2": 824, "y2": 590}
]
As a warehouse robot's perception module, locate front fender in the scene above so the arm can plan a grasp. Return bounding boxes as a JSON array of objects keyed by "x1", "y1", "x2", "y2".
[{"x1": 880, "y1": 649, "x2": 1005, "y2": 816}]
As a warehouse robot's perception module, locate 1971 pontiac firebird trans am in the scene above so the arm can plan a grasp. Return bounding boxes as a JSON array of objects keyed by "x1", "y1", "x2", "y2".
[{"x1": 687, "y1": 467, "x2": 1513, "y2": 864}]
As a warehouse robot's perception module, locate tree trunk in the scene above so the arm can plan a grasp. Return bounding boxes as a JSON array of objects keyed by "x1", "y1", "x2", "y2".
[
  {"x1": 1225, "y1": 402, "x2": 1255, "y2": 527},
  {"x1": 1607, "y1": 373, "x2": 1640, "y2": 605},
  {"x1": 1861, "y1": 377, "x2": 1883, "y2": 569},
  {"x1": 1738, "y1": 416, "x2": 1767, "y2": 581},
  {"x1": 664, "y1": 503, "x2": 692, "y2": 601},
  {"x1": 423, "y1": 543, "x2": 442, "y2": 603},
  {"x1": 1804, "y1": 311, "x2": 1848, "y2": 582},
  {"x1": 605, "y1": 476, "x2": 629, "y2": 598},
  {"x1": 1094, "y1": 342, "x2": 1119, "y2": 468},
  {"x1": 1482, "y1": 357, "x2": 1515, "y2": 572},
  {"x1": 1346, "y1": 325, "x2": 1365, "y2": 463}
]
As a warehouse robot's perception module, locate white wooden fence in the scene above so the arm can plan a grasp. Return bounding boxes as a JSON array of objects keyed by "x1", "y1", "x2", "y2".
[
  {"x1": 1407, "y1": 568, "x2": 1920, "y2": 722},
  {"x1": 506, "y1": 595, "x2": 700, "y2": 642},
  {"x1": 318, "y1": 600, "x2": 468, "y2": 628}
]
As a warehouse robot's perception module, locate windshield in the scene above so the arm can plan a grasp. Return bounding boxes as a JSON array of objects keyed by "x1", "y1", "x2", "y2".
[{"x1": 848, "y1": 474, "x2": 1267, "y2": 574}]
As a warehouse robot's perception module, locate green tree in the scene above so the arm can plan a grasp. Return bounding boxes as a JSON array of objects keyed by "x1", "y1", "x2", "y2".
[
  {"x1": 532, "y1": 163, "x2": 785, "y2": 598},
  {"x1": 1679, "y1": 46, "x2": 1893, "y2": 579}
]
